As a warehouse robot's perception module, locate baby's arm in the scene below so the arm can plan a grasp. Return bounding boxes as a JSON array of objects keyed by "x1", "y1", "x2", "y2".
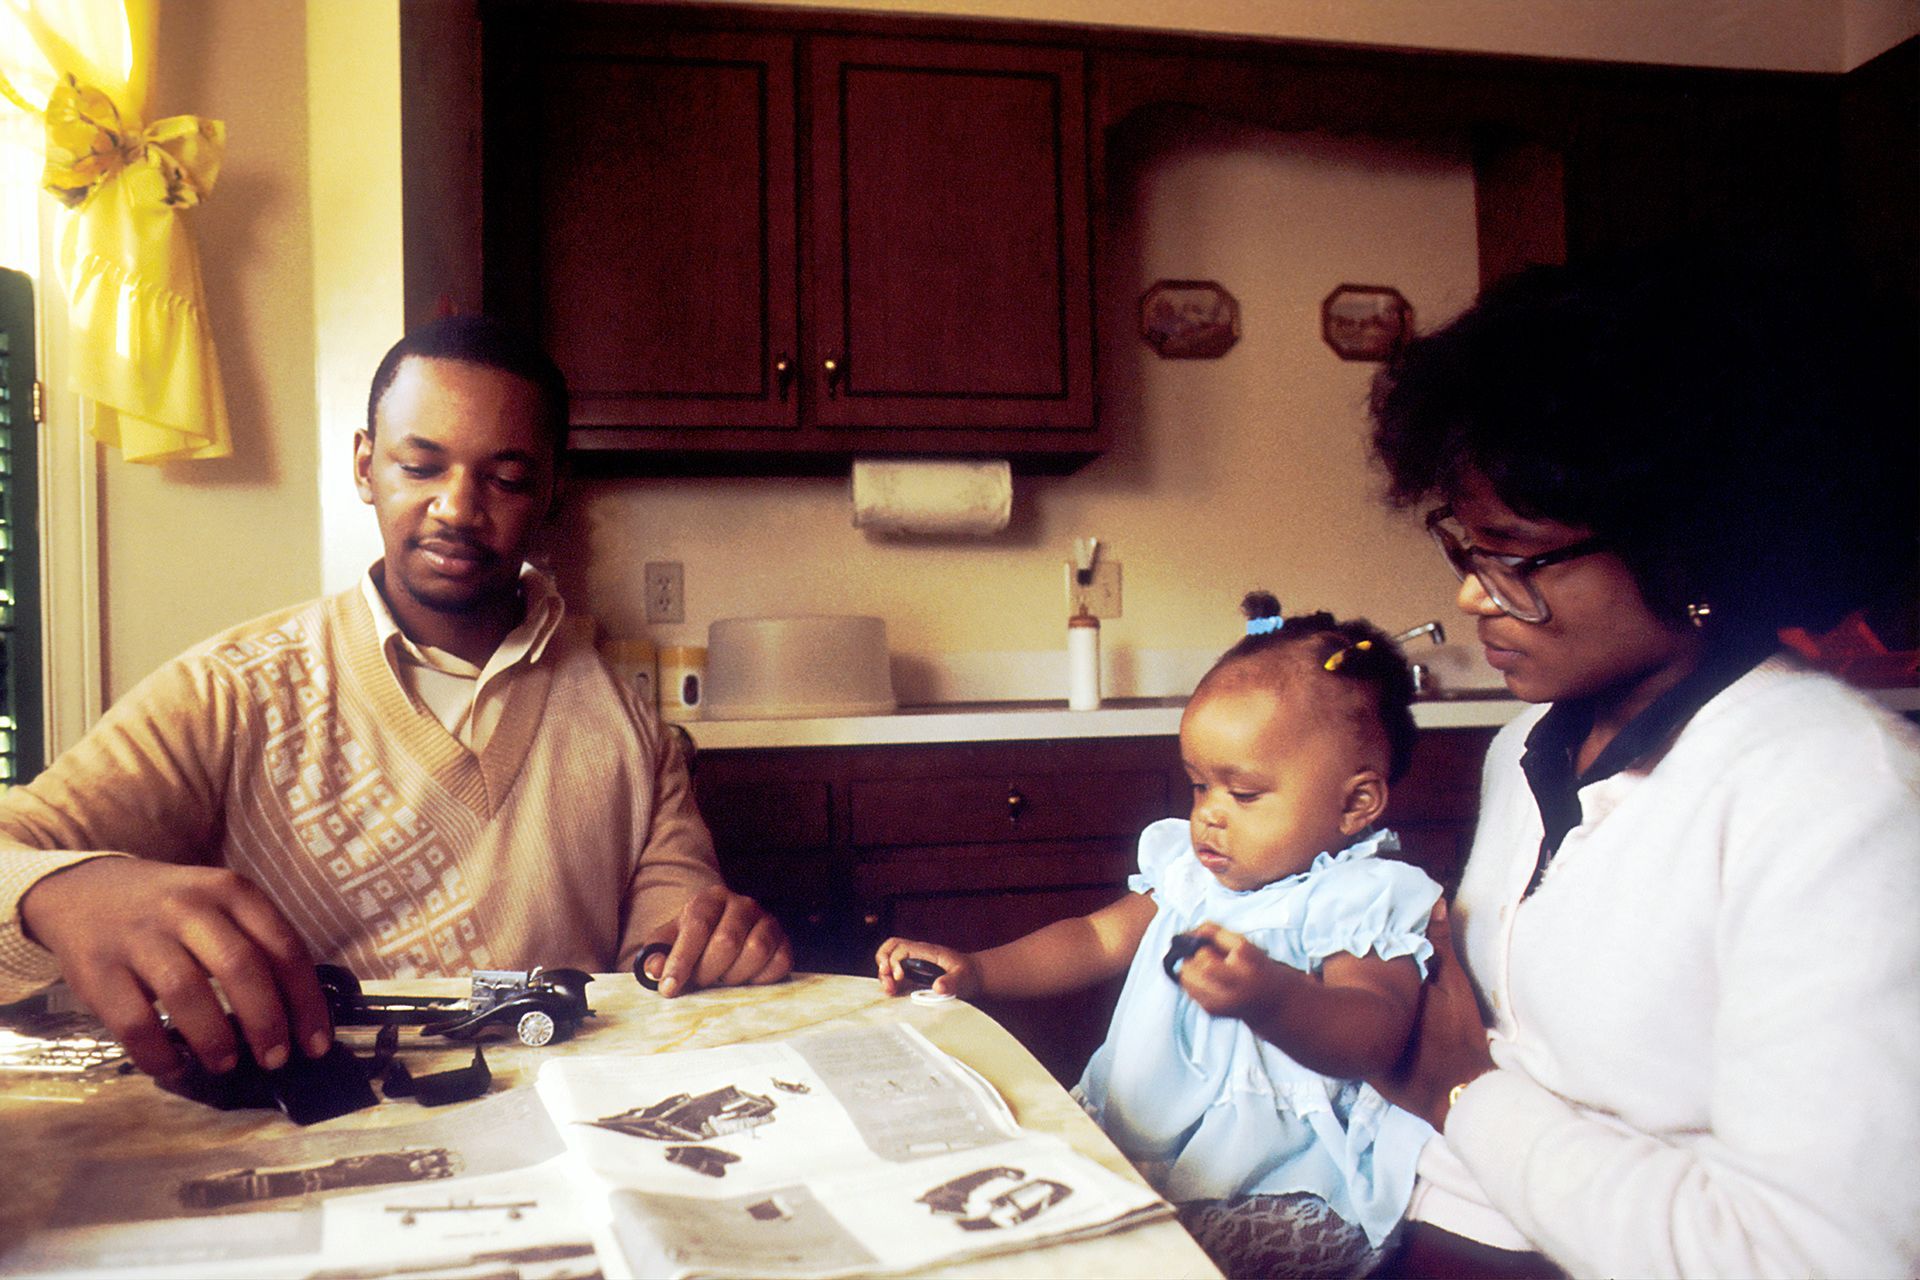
[
  {"x1": 877, "y1": 891, "x2": 1156, "y2": 1001},
  {"x1": 1175, "y1": 920, "x2": 1421, "y2": 1078}
]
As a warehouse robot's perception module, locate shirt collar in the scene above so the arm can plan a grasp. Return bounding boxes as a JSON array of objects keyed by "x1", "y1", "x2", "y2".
[
  {"x1": 1518, "y1": 637, "x2": 1775, "y2": 893},
  {"x1": 361, "y1": 561, "x2": 567, "y2": 680}
]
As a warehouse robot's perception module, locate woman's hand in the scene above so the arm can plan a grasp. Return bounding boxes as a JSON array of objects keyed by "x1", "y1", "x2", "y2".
[
  {"x1": 874, "y1": 937, "x2": 980, "y2": 999},
  {"x1": 1369, "y1": 901, "x2": 1496, "y2": 1129}
]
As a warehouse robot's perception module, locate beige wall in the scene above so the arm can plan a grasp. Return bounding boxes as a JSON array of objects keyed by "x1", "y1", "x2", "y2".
[
  {"x1": 93, "y1": 0, "x2": 1911, "y2": 705},
  {"x1": 559, "y1": 118, "x2": 1479, "y2": 698},
  {"x1": 99, "y1": 0, "x2": 322, "y2": 700}
]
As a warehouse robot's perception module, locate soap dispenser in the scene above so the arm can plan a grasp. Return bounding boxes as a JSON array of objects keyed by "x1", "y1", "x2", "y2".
[{"x1": 1068, "y1": 610, "x2": 1101, "y2": 710}]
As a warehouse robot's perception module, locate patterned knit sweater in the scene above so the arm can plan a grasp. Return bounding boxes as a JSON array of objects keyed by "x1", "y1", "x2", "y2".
[{"x1": 0, "y1": 588, "x2": 722, "y2": 997}]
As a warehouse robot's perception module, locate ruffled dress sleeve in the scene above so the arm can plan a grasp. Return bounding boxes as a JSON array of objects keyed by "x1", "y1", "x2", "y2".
[
  {"x1": 1293, "y1": 830, "x2": 1443, "y2": 978},
  {"x1": 1128, "y1": 817, "x2": 1195, "y2": 900}
]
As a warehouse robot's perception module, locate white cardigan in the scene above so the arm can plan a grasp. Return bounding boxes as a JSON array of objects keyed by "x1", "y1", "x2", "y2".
[{"x1": 1409, "y1": 657, "x2": 1920, "y2": 1278}]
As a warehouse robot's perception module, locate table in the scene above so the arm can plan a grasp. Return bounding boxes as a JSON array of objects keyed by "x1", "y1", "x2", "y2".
[{"x1": 0, "y1": 973, "x2": 1220, "y2": 1278}]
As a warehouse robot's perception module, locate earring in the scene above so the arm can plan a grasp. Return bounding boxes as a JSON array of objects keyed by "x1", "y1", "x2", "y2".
[{"x1": 1686, "y1": 601, "x2": 1712, "y2": 629}]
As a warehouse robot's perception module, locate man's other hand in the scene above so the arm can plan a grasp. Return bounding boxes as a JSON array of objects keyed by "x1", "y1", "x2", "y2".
[
  {"x1": 19, "y1": 858, "x2": 333, "y2": 1080},
  {"x1": 639, "y1": 885, "x2": 793, "y2": 997}
]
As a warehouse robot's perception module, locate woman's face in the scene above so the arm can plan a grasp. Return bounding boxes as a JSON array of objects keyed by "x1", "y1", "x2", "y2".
[{"x1": 1449, "y1": 472, "x2": 1700, "y2": 711}]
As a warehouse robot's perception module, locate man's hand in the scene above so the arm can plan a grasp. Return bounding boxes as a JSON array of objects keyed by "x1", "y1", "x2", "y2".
[
  {"x1": 1367, "y1": 901, "x2": 1495, "y2": 1129},
  {"x1": 19, "y1": 857, "x2": 333, "y2": 1081},
  {"x1": 637, "y1": 885, "x2": 792, "y2": 997}
]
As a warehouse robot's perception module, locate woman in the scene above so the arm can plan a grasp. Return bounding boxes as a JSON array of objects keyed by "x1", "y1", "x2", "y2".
[{"x1": 1363, "y1": 247, "x2": 1920, "y2": 1278}]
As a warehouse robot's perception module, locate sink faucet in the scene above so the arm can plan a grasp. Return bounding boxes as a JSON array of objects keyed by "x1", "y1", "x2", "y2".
[
  {"x1": 1391, "y1": 621, "x2": 1446, "y2": 696},
  {"x1": 1392, "y1": 621, "x2": 1446, "y2": 647}
]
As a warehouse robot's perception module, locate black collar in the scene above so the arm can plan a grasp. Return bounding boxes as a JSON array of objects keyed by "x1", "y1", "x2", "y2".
[{"x1": 1517, "y1": 639, "x2": 1775, "y2": 895}]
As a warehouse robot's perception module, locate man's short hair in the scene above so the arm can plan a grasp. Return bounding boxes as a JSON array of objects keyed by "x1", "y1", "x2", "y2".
[{"x1": 367, "y1": 315, "x2": 570, "y2": 461}]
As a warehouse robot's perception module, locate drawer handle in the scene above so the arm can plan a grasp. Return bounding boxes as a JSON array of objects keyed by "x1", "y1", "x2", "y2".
[
  {"x1": 775, "y1": 353, "x2": 794, "y2": 402},
  {"x1": 1007, "y1": 787, "x2": 1026, "y2": 823},
  {"x1": 823, "y1": 354, "x2": 843, "y2": 398},
  {"x1": 861, "y1": 912, "x2": 880, "y2": 927}
]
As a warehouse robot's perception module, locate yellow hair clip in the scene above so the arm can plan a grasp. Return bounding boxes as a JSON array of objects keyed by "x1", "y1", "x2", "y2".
[{"x1": 1323, "y1": 639, "x2": 1373, "y2": 672}]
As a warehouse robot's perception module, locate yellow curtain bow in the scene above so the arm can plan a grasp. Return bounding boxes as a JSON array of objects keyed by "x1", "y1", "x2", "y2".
[
  {"x1": 42, "y1": 74, "x2": 224, "y2": 212},
  {"x1": 0, "y1": 0, "x2": 233, "y2": 464}
]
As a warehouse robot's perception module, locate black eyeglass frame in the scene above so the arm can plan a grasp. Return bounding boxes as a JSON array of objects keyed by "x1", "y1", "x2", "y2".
[{"x1": 1424, "y1": 506, "x2": 1610, "y2": 624}]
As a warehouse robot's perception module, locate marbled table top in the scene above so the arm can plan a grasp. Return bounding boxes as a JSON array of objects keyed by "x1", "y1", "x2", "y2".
[{"x1": 0, "y1": 972, "x2": 1219, "y2": 1278}]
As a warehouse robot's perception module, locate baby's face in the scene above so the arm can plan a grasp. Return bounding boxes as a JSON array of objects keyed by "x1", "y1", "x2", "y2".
[{"x1": 1179, "y1": 684, "x2": 1368, "y2": 892}]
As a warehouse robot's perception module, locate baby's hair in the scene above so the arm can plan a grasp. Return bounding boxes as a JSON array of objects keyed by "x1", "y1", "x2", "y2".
[{"x1": 1200, "y1": 591, "x2": 1419, "y2": 782}]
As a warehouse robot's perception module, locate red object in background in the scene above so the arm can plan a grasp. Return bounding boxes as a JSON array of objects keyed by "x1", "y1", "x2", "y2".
[{"x1": 1779, "y1": 612, "x2": 1920, "y2": 687}]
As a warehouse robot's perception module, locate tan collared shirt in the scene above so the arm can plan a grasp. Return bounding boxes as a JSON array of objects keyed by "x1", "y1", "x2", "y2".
[{"x1": 361, "y1": 562, "x2": 566, "y2": 750}]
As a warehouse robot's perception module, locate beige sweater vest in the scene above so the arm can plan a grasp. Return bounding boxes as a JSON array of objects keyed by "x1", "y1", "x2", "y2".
[{"x1": 0, "y1": 589, "x2": 721, "y2": 995}]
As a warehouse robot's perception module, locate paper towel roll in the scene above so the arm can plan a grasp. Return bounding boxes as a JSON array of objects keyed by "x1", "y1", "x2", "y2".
[{"x1": 849, "y1": 459, "x2": 1013, "y2": 537}]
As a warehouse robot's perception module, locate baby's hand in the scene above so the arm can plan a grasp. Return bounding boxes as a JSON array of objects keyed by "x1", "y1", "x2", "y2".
[
  {"x1": 1174, "y1": 921, "x2": 1286, "y2": 1021},
  {"x1": 874, "y1": 938, "x2": 980, "y2": 999}
]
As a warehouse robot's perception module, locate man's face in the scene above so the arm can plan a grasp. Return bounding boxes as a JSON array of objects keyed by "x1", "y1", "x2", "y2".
[{"x1": 354, "y1": 356, "x2": 558, "y2": 644}]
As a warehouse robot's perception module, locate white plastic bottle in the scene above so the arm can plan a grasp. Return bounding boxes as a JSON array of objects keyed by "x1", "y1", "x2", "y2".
[{"x1": 1068, "y1": 612, "x2": 1101, "y2": 711}]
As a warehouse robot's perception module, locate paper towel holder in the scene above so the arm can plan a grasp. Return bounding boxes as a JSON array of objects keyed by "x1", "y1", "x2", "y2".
[{"x1": 849, "y1": 458, "x2": 1014, "y2": 540}]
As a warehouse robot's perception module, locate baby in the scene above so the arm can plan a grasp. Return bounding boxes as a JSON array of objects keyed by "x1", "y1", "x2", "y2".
[{"x1": 878, "y1": 594, "x2": 1441, "y2": 1277}]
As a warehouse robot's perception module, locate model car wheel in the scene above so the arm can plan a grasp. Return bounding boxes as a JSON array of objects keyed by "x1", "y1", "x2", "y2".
[{"x1": 516, "y1": 1010, "x2": 557, "y2": 1047}]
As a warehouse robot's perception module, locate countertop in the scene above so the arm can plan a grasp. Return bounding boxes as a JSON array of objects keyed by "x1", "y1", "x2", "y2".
[
  {"x1": 683, "y1": 692, "x2": 1529, "y2": 751},
  {"x1": 683, "y1": 685, "x2": 1920, "y2": 752},
  {"x1": 0, "y1": 974, "x2": 1218, "y2": 1279}
]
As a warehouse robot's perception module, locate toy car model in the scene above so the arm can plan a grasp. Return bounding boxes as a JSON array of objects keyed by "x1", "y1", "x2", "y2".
[{"x1": 317, "y1": 966, "x2": 593, "y2": 1048}]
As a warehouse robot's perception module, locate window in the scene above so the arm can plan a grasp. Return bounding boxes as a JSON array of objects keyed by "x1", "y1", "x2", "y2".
[{"x1": 0, "y1": 267, "x2": 41, "y2": 781}]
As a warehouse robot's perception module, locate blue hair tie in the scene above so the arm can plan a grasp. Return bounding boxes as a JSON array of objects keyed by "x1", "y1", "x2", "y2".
[{"x1": 1245, "y1": 616, "x2": 1284, "y2": 636}]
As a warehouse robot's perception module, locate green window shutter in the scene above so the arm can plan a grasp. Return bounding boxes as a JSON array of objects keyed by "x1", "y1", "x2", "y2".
[{"x1": 0, "y1": 267, "x2": 43, "y2": 783}]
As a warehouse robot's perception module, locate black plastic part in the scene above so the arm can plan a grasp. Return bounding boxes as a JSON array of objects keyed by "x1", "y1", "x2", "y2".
[
  {"x1": 162, "y1": 1021, "x2": 378, "y2": 1125},
  {"x1": 1163, "y1": 931, "x2": 1209, "y2": 983},
  {"x1": 899, "y1": 957, "x2": 947, "y2": 989},
  {"x1": 408, "y1": 1047, "x2": 491, "y2": 1106},
  {"x1": 633, "y1": 942, "x2": 674, "y2": 991}
]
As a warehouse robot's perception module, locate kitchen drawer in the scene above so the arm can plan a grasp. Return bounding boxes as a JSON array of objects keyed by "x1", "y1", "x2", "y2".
[{"x1": 849, "y1": 770, "x2": 1169, "y2": 849}]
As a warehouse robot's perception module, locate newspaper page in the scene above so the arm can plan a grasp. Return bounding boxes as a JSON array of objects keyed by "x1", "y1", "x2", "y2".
[
  {"x1": 0, "y1": 1088, "x2": 600, "y2": 1280},
  {"x1": 534, "y1": 1023, "x2": 1170, "y2": 1279}
]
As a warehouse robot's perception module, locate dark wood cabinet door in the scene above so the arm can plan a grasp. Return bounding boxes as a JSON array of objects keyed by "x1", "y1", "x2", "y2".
[
  {"x1": 807, "y1": 36, "x2": 1094, "y2": 433},
  {"x1": 506, "y1": 25, "x2": 799, "y2": 431}
]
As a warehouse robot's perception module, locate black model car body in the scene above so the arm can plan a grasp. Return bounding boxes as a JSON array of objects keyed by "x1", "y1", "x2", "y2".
[{"x1": 318, "y1": 966, "x2": 593, "y2": 1048}]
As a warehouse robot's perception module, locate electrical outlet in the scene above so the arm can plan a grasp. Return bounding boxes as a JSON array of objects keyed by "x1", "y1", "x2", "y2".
[
  {"x1": 644, "y1": 561, "x2": 684, "y2": 623},
  {"x1": 1064, "y1": 560, "x2": 1122, "y2": 619}
]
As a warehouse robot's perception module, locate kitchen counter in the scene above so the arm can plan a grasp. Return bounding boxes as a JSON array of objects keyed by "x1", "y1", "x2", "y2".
[
  {"x1": 683, "y1": 683, "x2": 1920, "y2": 752},
  {"x1": 684, "y1": 691, "x2": 1528, "y2": 751}
]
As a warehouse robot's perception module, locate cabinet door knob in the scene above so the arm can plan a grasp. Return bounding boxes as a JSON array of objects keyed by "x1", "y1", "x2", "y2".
[
  {"x1": 1007, "y1": 786, "x2": 1026, "y2": 823},
  {"x1": 861, "y1": 912, "x2": 880, "y2": 927},
  {"x1": 823, "y1": 354, "x2": 842, "y2": 398},
  {"x1": 775, "y1": 354, "x2": 794, "y2": 402}
]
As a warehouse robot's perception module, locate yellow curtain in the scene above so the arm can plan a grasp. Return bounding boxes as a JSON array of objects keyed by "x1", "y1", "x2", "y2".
[{"x1": 0, "y1": 0, "x2": 230, "y2": 462}]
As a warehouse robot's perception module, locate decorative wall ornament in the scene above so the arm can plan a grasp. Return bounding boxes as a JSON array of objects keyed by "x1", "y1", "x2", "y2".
[
  {"x1": 1321, "y1": 284, "x2": 1412, "y2": 362},
  {"x1": 1139, "y1": 279, "x2": 1239, "y2": 359}
]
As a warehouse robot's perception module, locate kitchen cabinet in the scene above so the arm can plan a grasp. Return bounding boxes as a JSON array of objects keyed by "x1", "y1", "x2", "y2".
[
  {"x1": 693, "y1": 727, "x2": 1495, "y2": 1084},
  {"x1": 476, "y1": 6, "x2": 1099, "y2": 470}
]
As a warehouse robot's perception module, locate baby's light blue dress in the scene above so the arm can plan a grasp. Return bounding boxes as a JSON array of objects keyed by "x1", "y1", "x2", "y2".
[{"x1": 1075, "y1": 818, "x2": 1443, "y2": 1247}]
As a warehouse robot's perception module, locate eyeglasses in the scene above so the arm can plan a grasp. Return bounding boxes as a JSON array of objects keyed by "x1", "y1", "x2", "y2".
[{"x1": 1424, "y1": 506, "x2": 1609, "y2": 624}]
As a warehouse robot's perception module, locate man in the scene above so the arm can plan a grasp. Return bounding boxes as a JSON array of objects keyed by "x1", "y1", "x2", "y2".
[{"x1": 0, "y1": 316, "x2": 789, "y2": 1082}]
